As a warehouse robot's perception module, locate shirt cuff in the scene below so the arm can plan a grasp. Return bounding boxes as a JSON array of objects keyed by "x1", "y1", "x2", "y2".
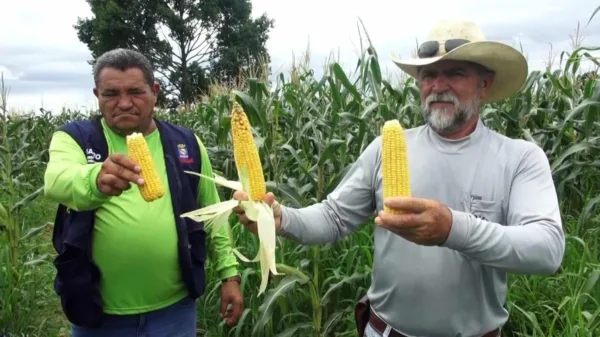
[
  {"x1": 218, "y1": 266, "x2": 239, "y2": 280},
  {"x1": 277, "y1": 206, "x2": 297, "y2": 240},
  {"x1": 440, "y1": 209, "x2": 471, "y2": 251},
  {"x1": 278, "y1": 207, "x2": 290, "y2": 234}
]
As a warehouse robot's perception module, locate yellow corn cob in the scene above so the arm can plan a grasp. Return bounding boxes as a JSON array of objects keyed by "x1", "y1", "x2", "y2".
[
  {"x1": 230, "y1": 102, "x2": 266, "y2": 201},
  {"x1": 126, "y1": 132, "x2": 164, "y2": 202},
  {"x1": 382, "y1": 119, "x2": 411, "y2": 214}
]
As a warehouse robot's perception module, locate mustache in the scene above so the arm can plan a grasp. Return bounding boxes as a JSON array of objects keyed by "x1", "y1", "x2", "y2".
[
  {"x1": 424, "y1": 93, "x2": 459, "y2": 106},
  {"x1": 115, "y1": 110, "x2": 139, "y2": 116}
]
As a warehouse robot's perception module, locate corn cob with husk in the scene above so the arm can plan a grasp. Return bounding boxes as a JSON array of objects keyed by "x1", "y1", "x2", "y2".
[
  {"x1": 180, "y1": 101, "x2": 280, "y2": 295},
  {"x1": 382, "y1": 119, "x2": 411, "y2": 213},
  {"x1": 126, "y1": 132, "x2": 164, "y2": 202}
]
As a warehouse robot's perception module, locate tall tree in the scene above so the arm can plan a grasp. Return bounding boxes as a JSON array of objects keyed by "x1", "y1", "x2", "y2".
[
  {"x1": 74, "y1": 0, "x2": 274, "y2": 108},
  {"x1": 74, "y1": 0, "x2": 173, "y2": 106},
  {"x1": 209, "y1": 0, "x2": 274, "y2": 84}
]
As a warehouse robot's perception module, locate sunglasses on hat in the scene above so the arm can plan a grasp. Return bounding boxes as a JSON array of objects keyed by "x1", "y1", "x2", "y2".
[{"x1": 417, "y1": 39, "x2": 470, "y2": 58}]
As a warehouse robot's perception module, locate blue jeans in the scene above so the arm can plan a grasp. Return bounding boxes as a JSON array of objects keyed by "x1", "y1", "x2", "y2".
[{"x1": 71, "y1": 296, "x2": 196, "y2": 337}]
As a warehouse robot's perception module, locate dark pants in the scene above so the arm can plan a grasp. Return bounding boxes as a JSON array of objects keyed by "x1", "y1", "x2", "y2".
[{"x1": 71, "y1": 296, "x2": 196, "y2": 337}]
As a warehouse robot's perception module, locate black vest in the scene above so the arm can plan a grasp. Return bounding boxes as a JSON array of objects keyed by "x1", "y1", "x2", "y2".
[{"x1": 51, "y1": 116, "x2": 207, "y2": 328}]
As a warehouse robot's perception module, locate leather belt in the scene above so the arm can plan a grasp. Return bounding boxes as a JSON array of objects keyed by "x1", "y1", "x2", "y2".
[{"x1": 368, "y1": 312, "x2": 500, "y2": 337}]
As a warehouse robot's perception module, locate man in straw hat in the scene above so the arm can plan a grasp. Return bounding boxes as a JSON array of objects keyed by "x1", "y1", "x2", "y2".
[{"x1": 232, "y1": 20, "x2": 565, "y2": 337}]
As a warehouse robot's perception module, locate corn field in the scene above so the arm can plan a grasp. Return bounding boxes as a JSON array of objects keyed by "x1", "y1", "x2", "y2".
[{"x1": 1, "y1": 19, "x2": 600, "y2": 337}]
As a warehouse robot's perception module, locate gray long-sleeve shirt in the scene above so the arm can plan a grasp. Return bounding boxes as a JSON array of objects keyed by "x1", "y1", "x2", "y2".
[{"x1": 278, "y1": 119, "x2": 565, "y2": 337}]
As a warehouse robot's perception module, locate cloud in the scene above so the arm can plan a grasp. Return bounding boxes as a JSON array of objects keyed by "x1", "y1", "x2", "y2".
[
  {"x1": 0, "y1": 45, "x2": 96, "y2": 112},
  {"x1": 251, "y1": 0, "x2": 600, "y2": 79},
  {"x1": 0, "y1": 46, "x2": 92, "y2": 74},
  {"x1": 0, "y1": 0, "x2": 95, "y2": 112},
  {"x1": 2, "y1": 0, "x2": 599, "y2": 112}
]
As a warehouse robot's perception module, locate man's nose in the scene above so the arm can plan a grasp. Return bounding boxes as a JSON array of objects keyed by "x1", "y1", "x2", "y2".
[
  {"x1": 431, "y1": 74, "x2": 449, "y2": 92},
  {"x1": 117, "y1": 94, "x2": 134, "y2": 110}
]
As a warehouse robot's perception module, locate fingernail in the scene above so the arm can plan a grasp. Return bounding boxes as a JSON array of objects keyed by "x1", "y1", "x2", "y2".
[
  {"x1": 134, "y1": 166, "x2": 141, "y2": 172},
  {"x1": 138, "y1": 178, "x2": 145, "y2": 185}
]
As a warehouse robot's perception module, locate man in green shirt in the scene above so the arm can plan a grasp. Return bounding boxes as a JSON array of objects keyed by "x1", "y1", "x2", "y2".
[{"x1": 44, "y1": 48, "x2": 243, "y2": 337}]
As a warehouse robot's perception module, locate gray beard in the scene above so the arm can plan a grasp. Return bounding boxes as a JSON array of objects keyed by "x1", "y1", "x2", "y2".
[{"x1": 421, "y1": 92, "x2": 480, "y2": 135}]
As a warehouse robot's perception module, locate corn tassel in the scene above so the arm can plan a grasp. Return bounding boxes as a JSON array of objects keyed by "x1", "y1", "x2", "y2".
[
  {"x1": 382, "y1": 120, "x2": 411, "y2": 214},
  {"x1": 126, "y1": 132, "x2": 164, "y2": 202}
]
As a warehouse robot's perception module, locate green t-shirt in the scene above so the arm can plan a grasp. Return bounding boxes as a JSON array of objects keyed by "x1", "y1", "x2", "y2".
[{"x1": 44, "y1": 118, "x2": 239, "y2": 315}]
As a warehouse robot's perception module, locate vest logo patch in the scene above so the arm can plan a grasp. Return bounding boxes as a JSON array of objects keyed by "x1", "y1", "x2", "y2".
[
  {"x1": 86, "y1": 148, "x2": 103, "y2": 163},
  {"x1": 177, "y1": 144, "x2": 193, "y2": 164}
]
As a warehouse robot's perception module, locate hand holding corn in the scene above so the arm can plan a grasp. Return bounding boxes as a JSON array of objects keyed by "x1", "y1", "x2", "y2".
[
  {"x1": 376, "y1": 119, "x2": 452, "y2": 245},
  {"x1": 232, "y1": 190, "x2": 282, "y2": 235},
  {"x1": 375, "y1": 197, "x2": 453, "y2": 246},
  {"x1": 96, "y1": 153, "x2": 145, "y2": 197},
  {"x1": 95, "y1": 132, "x2": 164, "y2": 202},
  {"x1": 179, "y1": 101, "x2": 281, "y2": 296}
]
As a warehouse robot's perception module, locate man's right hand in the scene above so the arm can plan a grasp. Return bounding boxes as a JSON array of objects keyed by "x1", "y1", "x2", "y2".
[
  {"x1": 96, "y1": 153, "x2": 145, "y2": 197},
  {"x1": 232, "y1": 191, "x2": 282, "y2": 235}
]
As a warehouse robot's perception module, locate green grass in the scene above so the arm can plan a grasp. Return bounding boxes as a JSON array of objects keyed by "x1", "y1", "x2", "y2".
[{"x1": 1, "y1": 13, "x2": 600, "y2": 337}]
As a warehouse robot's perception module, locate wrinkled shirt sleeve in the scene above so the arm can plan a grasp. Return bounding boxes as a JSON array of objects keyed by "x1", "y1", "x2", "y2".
[
  {"x1": 44, "y1": 131, "x2": 111, "y2": 211},
  {"x1": 195, "y1": 135, "x2": 240, "y2": 280}
]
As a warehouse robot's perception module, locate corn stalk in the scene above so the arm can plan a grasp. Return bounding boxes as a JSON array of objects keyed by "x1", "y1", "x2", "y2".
[{"x1": 0, "y1": 73, "x2": 50, "y2": 331}]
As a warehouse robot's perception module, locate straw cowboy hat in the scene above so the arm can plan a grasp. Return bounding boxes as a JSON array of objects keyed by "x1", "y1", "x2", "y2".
[{"x1": 391, "y1": 20, "x2": 528, "y2": 103}]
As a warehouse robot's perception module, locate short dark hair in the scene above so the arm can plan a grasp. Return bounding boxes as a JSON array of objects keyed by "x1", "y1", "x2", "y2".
[{"x1": 93, "y1": 48, "x2": 155, "y2": 87}]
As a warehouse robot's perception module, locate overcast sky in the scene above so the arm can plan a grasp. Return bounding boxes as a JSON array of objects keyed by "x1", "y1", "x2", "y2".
[{"x1": 1, "y1": 0, "x2": 599, "y2": 113}]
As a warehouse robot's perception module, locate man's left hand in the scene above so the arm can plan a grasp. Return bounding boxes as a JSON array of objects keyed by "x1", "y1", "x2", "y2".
[
  {"x1": 375, "y1": 197, "x2": 453, "y2": 246},
  {"x1": 219, "y1": 279, "x2": 243, "y2": 326}
]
